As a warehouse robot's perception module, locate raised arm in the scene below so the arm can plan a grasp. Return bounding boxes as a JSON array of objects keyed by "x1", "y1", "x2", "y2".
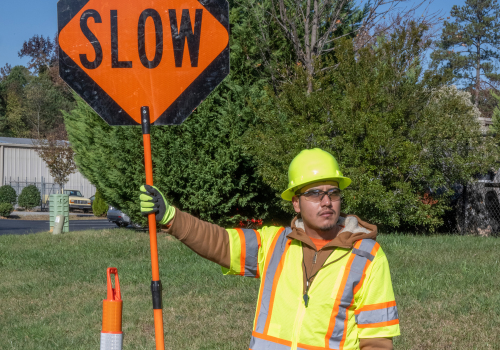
[{"x1": 140, "y1": 185, "x2": 231, "y2": 268}]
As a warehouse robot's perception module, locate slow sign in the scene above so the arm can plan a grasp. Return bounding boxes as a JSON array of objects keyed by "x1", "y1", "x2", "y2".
[{"x1": 58, "y1": 0, "x2": 229, "y2": 125}]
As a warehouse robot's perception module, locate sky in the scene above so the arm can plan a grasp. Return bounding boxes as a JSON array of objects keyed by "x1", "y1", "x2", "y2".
[{"x1": 0, "y1": 0, "x2": 466, "y2": 70}]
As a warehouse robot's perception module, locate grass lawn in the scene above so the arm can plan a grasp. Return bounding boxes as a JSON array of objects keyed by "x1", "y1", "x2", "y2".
[{"x1": 0, "y1": 229, "x2": 499, "y2": 350}]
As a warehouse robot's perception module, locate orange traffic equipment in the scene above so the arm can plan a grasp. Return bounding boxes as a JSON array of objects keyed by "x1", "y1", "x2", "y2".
[
  {"x1": 100, "y1": 268, "x2": 123, "y2": 350},
  {"x1": 142, "y1": 108, "x2": 165, "y2": 350}
]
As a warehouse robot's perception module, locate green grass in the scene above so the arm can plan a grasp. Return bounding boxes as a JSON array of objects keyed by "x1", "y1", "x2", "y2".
[{"x1": 0, "y1": 230, "x2": 499, "y2": 349}]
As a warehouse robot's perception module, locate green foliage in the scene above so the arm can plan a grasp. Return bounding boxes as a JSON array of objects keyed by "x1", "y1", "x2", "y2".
[
  {"x1": 0, "y1": 66, "x2": 74, "y2": 138},
  {"x1": 243, "y1": 23, "x2": 499, "y2": 230},
  {"x1": 0, "y1": 185, "x2": 17, "y2": 205},
  {"x1": 64, "y1": 76, "x2": 284, "y2": 226},
  {"x1": 430, "y1": 0, "x2": 500, "y2": 104},
  {"x1": 0, "y1": 202, "x2": 13, "y2": 217},
  {"x1": 17, "y1": 185, "x2": 41, "y2": 210},
  {"x1": 92, "y1": 190, "x2": 108, "y2": 217}
]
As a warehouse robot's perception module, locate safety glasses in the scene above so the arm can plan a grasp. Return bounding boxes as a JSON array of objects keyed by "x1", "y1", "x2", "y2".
[{"x1": 297, "y1": 188, "x2": 341, "y2": 202}]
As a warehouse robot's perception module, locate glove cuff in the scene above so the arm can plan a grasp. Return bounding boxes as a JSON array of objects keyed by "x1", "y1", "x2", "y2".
[{"x1": 159, "y1": 205, "x2": 175, "y2": 225}]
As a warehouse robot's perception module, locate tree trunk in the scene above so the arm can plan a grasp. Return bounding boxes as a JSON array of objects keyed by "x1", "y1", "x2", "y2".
[{"x1": 475, "y1": 42, "x2": 481, "y2": 107}]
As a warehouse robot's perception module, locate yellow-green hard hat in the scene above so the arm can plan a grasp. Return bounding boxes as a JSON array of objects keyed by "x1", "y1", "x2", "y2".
[{"x1": 281, "y1": 148, "x2": 351, "y2": 201}]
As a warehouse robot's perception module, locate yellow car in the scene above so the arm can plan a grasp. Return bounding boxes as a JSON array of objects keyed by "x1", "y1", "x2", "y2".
[{"x1": 63, "y1": 190, "x2": 92, "y2": 213}]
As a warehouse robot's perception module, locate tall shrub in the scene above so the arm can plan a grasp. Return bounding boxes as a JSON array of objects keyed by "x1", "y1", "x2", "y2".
[
  {"x1": 18, "y1": 185, "x2": 41, "y2": 210},
  {"x1": 243, "y1": 23, "x2": 499, "y2": 231},
  {"x1": 64, "y1": 79, "x2": 283, "y2": 226},
  {"x1": 0, "y1": 185, "x2": 17, "y2": 205},
  {"x1": 92, "y1": 190, "x2": 108, "y2": 217}
]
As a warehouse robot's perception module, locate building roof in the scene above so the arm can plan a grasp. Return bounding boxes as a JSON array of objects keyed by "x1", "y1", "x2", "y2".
[
  {"x1": 0, "y1": 137, "x2": 35, "y2": 145},
  {"x1": 0, "y1": 137, "x2": 69, "y2": 147}
]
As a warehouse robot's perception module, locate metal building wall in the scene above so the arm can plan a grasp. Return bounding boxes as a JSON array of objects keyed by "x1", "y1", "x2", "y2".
[{"x1": 0, "y1": 141, "x2": 96, "y2": 198}]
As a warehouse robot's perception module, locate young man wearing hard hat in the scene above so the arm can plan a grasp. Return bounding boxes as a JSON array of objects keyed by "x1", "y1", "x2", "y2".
[{"x1": 140, "y1": 148, "x2": 400, "y2": 350}]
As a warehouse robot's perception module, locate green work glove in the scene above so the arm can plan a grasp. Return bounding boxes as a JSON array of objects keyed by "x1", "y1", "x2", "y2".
[{"x1": 140, "y1": 185, "x2": 175, "y2": 225}]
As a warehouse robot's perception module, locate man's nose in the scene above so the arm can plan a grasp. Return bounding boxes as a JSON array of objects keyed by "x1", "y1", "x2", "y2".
[{"x1": 320, "y1": 193, "x2": 332, "y2": 206}]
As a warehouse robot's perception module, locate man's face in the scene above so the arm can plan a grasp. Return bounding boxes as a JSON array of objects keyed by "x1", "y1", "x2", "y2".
[{"x1": 292, "y1": 181, "x2": 341, "y2": 232}]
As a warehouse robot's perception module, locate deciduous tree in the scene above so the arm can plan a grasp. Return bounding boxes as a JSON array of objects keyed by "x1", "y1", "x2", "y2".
[{"x1": 33, "y1": 125, "x2": 77, "y2": 190}]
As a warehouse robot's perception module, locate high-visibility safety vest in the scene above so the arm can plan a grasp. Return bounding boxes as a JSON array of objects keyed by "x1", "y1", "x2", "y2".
[{"x1": 223, "y1": 226, "x2": 400, "y2": 350}]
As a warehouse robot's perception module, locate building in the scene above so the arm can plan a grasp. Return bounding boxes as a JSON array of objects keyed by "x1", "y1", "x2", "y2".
[
  {"x1": 478, "y1": 116, "x2": 493, "y2": 134},
  {"x1": 0, "y1": 137, "x2": 96, "y2": 199}
]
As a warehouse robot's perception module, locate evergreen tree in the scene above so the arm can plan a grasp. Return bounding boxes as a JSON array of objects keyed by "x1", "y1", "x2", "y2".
[{"x1": 430, "y1": 0, "x2": 500, "y2": 106}]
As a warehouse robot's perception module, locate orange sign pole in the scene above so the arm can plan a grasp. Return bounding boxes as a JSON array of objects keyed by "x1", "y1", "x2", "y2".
[{"x1": 141, "y1": 106, "x2": 165, "y2": 350}]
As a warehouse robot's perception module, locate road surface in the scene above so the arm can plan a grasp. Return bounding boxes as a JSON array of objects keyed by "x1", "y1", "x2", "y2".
[{"x1": 0, "y1": 219, "x2": 118, "y2": 235}]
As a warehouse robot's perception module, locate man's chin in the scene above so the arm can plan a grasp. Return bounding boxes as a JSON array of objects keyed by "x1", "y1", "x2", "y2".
[{"x1": 319, "y1": 223, "x2": 338, "y2": 232}]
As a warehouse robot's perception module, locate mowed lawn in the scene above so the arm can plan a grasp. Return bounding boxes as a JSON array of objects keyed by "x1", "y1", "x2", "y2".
[{"x1": 0, "y1": 229, "x2": 499, "y2": 350}]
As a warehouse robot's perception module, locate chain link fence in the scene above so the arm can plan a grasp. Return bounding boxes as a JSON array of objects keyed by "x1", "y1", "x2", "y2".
[
  {"x1": 442, "y1": 181, "x2": 500, "y2": 236},
  {"x1": 5, "y1": 177, "x2": 62, "y2": 211}
]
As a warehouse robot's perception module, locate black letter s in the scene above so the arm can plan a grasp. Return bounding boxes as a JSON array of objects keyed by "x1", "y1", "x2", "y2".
[{"x1": 80, "y1": 10, "x2": 103, "y2": 69}]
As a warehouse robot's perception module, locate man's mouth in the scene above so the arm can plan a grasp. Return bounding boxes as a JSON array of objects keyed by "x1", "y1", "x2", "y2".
[{"x1": 318, "y1": 210, "x2": 334, "y2": 217}]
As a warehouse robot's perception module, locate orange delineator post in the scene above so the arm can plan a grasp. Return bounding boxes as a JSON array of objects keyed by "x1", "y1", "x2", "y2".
[
  {"x1": 101, "y1": 267, "x2": 123, "y2": 350},
  {"x1": 141, "y1": 106, "x2": 165, "y2": 350}
]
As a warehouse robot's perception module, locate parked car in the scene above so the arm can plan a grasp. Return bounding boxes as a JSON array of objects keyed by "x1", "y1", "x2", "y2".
[
  {"x1": 89, "y1": 195, "x2": 95, "y2": 206},
  {"x1": 63, "y1": 190, "x2": 92, "y2": 213},
  {"x1": 107, "y1": 206, "x2": 145, "y2": 229}
]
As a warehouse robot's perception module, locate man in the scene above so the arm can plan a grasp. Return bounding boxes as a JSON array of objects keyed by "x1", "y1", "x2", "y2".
[{"x1": 140, "y1": 148, "x2": 400, "y2": 350}]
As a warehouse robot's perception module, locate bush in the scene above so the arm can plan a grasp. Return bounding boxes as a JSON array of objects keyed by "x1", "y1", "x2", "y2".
[
  {"x1": 0, "y1": 185, "x2": 17, "y2": 205},
  {"x1": 243, "y1": 25, "x2": 499, "y2": 231},
  {"x1": 92, "y1": 190, "x2": 108, "y2": 217},
  {"x1": 64, "y1": 80, "x2": 284, "y2": 226},
  {"x1": 18, "y1": 185, "x2": 41, "y2": 210},
  {"x1": 0, "y1": 203, "x2": 14, "y2": 217}
]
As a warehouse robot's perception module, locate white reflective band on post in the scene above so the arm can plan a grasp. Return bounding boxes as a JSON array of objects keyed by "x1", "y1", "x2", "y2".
[{"x1": 100, "y1": 333, "x2": 123, "y2": 350}]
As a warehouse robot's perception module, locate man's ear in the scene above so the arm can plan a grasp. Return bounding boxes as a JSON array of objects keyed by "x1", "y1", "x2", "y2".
[{"x1": 292, "y1": 196, "x2": 301, "y2": 213}]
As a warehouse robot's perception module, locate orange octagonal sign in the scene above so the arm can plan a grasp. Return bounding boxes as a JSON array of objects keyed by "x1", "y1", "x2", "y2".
[{"x1": 58, "y1": 0, "x2": 229, "y2": 125}]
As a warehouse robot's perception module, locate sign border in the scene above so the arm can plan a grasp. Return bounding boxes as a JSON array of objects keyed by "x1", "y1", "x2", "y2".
[{"x1": 57, "y1": 0, "x2": 230, "y2": 125}]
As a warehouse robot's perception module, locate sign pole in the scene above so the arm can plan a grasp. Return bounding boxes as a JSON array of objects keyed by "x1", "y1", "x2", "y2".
[{"x1": 141, "y1": 106, "x2": 165, "y2": 350}]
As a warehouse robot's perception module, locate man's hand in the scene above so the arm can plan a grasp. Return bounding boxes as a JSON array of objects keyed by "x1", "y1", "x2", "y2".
[{"x1": 139, "y1": 185, "x2": 175, "y2": 224}]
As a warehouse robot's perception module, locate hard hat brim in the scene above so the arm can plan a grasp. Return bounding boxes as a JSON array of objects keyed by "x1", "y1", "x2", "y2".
[{"x1": 281, "y1": 176, "x2": 351, "y2": 201}]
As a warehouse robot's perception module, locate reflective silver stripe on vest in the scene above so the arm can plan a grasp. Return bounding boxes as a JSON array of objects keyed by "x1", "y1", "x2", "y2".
[
  {"x1": 254, "y1": 227, "x2": 292, "y2": 333},
  {"x1": 329, "y1": 239, "x2": 377, "y2": 349},
  {"x1": 241, "y1": 229, "x2": 260, "y2": 277},
  {"x1": 250, "y1": 336, "x2": 290, "y2": 350},
  {"x1": 355, "y1": 305, "x2": 398, "y2": 326}
]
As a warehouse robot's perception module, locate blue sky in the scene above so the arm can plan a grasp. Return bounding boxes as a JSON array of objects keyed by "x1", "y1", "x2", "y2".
[{"x1": 0, "y1": 0, "x2": 466, "y2": 70}]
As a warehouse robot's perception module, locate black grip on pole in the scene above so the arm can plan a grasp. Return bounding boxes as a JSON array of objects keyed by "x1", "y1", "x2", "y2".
[
  {"x1": 151, "y1": 280, "x2": 163, "y2": 309},
  {"x1": 141, "y1": 106, "x2": 151, "y2": 135}
]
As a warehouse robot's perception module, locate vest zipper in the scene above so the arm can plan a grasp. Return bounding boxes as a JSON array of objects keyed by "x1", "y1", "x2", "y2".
[{"x1": 313, "y1": 251, "x2": 318, "y2": 264}]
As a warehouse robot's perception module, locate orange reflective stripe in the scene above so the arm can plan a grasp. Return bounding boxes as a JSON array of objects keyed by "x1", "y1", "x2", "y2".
[
  {"x1": 357, "y1": 319, "x2": 399, "y2": 329},
  {"x1": 355, "y1": 301, "x2": 397, "y2": 315},
  {"x1": 297, "y1": 342, "x2": 329, "y2": 350},
  {"x1": 326, "y1": 239, "x2": 378, "y2": 349},
  {"x1": 253, "y1": 227, "x2": 286, "y2": 330},
  {"x1": 352, "y1": 243, "x2": 379, "y2": 296},
  {"x1": 252, "y1": 331, "x2": 293, "y2": 347},
  {"x1": 254, "y1": 229, "x2": 262, "y2": 279},
  {"x1": 325, "y1": 241, "x2": 359, "y2": 348},
  {"x1": 263, "y1": 239, "x2": 292, "y2": 335},
  {"x1": 237, "y1": 228, "x2": 246, "y2": 276}
]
